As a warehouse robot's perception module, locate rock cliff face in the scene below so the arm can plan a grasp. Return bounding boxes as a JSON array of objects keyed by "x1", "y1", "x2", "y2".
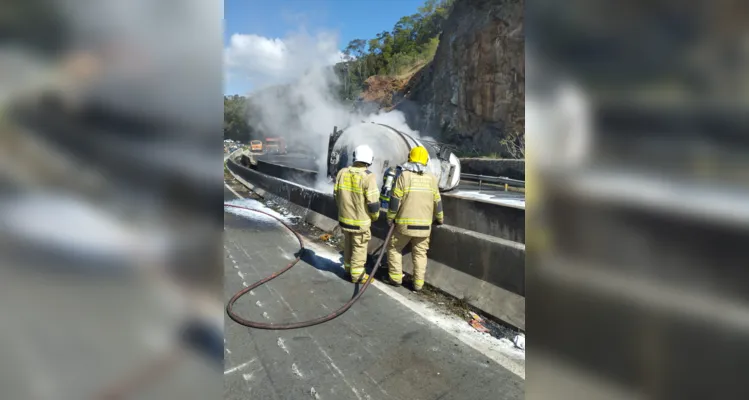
[{"x1": 397, "y1": 0, "x2": 524, "y2": 156}]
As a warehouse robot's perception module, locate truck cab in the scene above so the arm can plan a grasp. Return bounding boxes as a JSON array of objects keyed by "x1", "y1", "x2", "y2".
[{"x1": 264, "y1": 137, "x2": 286, "y2": 155}]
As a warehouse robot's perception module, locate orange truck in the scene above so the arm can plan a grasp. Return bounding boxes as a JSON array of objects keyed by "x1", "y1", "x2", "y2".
[
  {"x1": 264, "y1": 137, "x2": 287, "y2": 154},
  {"x1": 250, "y1": 140, "x2": 263, "y2": 152}
]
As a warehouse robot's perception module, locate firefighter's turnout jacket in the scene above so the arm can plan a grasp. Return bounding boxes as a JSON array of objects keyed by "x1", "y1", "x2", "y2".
[
  {"x1": 386, "y1": 170, "x2": 443, "y2": 236},
  {"x1": 333, "y1": 165, "x2": 380, "y2": 231},
  {"x1": 334, "y1": 165, "x2": 380, "y2": 282}
]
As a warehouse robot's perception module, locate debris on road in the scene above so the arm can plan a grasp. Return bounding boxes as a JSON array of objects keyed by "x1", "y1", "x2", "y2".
[
  {"x1": 468, "y1": 311, "x2": 490, "y2": 333},
  {"x1": 317, "y1": 232, "x2": 342, "y2": 248},
  {"x1": 470, "y1": 319, "x2": 490, "y2": 333},
  {"x1": 513, "y1": 333, "x2": 525, "y2": 350}
]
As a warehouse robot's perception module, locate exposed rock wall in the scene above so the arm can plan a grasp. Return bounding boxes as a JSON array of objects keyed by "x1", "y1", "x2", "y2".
[{"x1": 398, "y1": 0, "x2": 524, "y2": 156}]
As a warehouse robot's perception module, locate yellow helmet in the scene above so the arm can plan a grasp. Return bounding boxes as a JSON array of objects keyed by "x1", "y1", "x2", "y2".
[{"x1": 408, "y1": 146, "x2": 429, "y2": 165}]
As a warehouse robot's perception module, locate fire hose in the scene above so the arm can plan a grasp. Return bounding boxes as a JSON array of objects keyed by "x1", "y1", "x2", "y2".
[
  {"x1": 92, "y1": 204, "x2": 392, "y2": 399},
  {"x1": 225, "y1": 203, "x2": 396, "y2": 330}
]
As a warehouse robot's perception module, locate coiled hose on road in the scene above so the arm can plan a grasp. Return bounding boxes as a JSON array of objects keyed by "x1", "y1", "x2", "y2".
[
  {"x1": 225, "y1": 204, "x2": 395, "y2": 330},
  {"x1": 93, "y1": 204, "x2": 391, "y2": 399}
]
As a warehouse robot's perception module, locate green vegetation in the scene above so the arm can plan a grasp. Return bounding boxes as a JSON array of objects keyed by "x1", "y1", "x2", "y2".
[
  {"x1": 334, "y1": 0, "x2": 455, "y2": 100},
  {"x1": 224, "y1": 95, "x2": 252, "y2": 141}
]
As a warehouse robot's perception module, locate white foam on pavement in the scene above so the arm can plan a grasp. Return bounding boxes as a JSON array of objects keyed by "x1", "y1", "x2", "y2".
[{"x1": 224, "y1": 197, "x2": 296, "y2": 224}]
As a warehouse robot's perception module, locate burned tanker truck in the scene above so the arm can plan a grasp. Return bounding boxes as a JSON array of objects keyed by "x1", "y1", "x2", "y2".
[{"x1": 326, "y1": 122, "x2": 461, "y2": 197}]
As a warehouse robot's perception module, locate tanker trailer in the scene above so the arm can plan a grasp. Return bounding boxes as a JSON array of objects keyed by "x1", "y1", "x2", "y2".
[{"x1": 327, "y1": 122, "x2": 461, "y2": 191}]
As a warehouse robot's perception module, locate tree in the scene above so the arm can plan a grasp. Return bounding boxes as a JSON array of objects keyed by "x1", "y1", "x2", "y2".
[
  {"x1": 332, "y1": 0, "x2": 458, "y2": 100},
  {"x1": 418, "y1": 0, "x2": 439, "y2": 15},
  {"x1": 223, "y1": 95, "x2": 251, "y2": 142},
  {"x1": 499, "y1": 129, "x2": 525, "y2": 159}
]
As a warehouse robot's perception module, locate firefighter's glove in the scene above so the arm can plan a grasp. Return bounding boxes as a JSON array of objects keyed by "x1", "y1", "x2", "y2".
[{"x1": 387, "y1": 219, "x2": 394, "y2": 227}]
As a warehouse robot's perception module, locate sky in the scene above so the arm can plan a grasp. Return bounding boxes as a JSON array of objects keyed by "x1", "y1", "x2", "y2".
[{"x1": 223, "y1": 0, "x2": 426, "y2": 95}]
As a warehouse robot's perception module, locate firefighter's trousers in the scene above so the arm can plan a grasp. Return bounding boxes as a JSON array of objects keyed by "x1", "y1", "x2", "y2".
[
  {"x1": 387, "y1": 231, "x2": 430, "y2": 290},
  {"x1": 343, "y1": 229, "x2": 371, "y2": 282}
]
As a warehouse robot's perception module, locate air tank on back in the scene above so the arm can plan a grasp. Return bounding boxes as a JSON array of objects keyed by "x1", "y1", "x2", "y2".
[{"x1": 327, "y1": 122, "x2": 461, "y2": 191}]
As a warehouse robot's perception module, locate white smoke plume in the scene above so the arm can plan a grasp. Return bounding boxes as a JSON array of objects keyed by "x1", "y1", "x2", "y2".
[
  {"x1": 361, "y1": 109, "x2": 421, "y2": 138},
  {"x1": 237, "y1": 30, "x2": 422, "y2": 190}
]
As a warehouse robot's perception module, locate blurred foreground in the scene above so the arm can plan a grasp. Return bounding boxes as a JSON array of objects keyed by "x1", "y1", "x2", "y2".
[
  {"x1": 527, "y1": 1, "x2": 749, "y2": 399},
  {"x1": 0, "y1": 0, "x2": 222, "y2": 399}
]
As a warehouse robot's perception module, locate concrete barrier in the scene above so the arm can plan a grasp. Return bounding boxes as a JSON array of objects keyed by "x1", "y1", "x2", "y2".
[
  {"x1": 248, "y1": 155, "x2": 525, "y2": 244},
  {"x1": 253, "y1": 160, "x2": 317, "y2": 187},
  {"x1": 227, "y1": 158, "x2": 526, "y2": 330},
  {"x1": 441, "y1": 194, "x2": 525, "y2": 244},
  {"x1": 228, "y1": 168, "x2": 341, "y2": 233},
  {"x1": 460, "y1": 158, "x2": 525, "y2": 181},
  {"x1": 256, "y1": 154, "x2": 319, "y2": 171}
]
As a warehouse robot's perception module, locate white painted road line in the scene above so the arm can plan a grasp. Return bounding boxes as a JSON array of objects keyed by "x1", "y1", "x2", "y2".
[{"x1": 224, "y1": 358, "x2": 257, "y2": 375}]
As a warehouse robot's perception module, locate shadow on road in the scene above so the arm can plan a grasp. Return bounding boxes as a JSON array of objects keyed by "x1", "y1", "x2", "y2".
[
  {"x1": 295, "y1": 248, "x2": 389, "y2": 297},
  {"x1": 297, "y1": 249, "x2": 348, "y2": 281},
  {"x1": 365, "y1": 244, "x2": 397, "y2": 280}
]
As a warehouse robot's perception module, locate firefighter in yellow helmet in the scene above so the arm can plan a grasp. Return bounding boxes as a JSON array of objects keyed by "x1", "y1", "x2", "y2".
[
  {"x1": 386, "y1": 146, "x2": 444, "y2": 291},
  {"x1": 333, "y1": 145, "x2": 380, "y2": 283}
]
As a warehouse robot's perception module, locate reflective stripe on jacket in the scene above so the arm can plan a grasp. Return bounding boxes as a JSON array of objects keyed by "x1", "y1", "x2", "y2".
[
  {"x1": 334, "y1": 166, "x2": 380, "y2": 232},
  {"x1": 386, "y1": 170, "x2": 443, "y2": 237}
]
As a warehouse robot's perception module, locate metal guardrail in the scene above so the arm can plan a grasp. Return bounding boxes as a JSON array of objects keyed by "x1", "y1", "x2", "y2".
[{"x1": 461, "y1": 173, "x2": 525, "y2": 188}]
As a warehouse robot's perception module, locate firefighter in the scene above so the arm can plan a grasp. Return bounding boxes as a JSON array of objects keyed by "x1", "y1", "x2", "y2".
[
  {"x1": 333, "y1": 145, "x2": 380, "y2": 283},
  {"x1": 386, "y1": 146, "x2": 444, "y2": 291}
]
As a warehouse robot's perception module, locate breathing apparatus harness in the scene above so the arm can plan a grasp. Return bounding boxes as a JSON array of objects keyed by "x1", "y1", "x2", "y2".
[{"x1": 380, "y1": 165, "x2": 402, "y2": 209}]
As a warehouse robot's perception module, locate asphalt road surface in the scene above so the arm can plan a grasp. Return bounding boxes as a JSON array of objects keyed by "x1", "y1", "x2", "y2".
[{"x1": 223, "y1": 185, "x2": 523, "y2": 400}]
